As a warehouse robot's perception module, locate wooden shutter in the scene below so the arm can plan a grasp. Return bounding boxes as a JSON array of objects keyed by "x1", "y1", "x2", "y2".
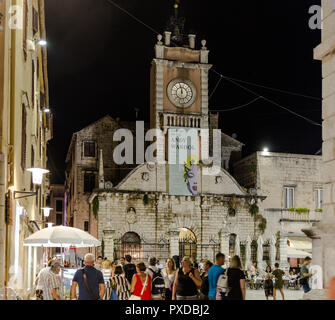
[
  {"x1": 32, "y1": 7, "x2": 38, "y2": 35},
  {"x1": 21, "y1": 104, "x2": 27, "y2": 170},
  {"x1": 23, "y1": 0, "x2": 28, "y2": 61}
]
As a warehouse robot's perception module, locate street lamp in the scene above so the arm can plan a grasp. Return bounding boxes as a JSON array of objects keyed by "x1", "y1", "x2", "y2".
[
  {"x1": 43, "y1": 107, "x2": 51, "y2": 113},
  {"x1": 37, "y1": 39, "x2": 47, "y2": 46},
  {"x1": 41, "y1": 207, "x2": 53, "y2": 218},
  {"x1": 14, "y1": 168, "x2": 49, "y2": 199}
]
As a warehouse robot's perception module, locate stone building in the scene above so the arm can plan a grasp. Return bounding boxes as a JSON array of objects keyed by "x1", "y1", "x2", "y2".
[
  {"x1": 65, "y1": 116, "x2": 138, "y2": 240},
  {"x1": 0, "y1": 0, "x2": 52, "y2": 297},
  {"x1": 47, "y1": 184, "x2": 65, "y2": 227},
  {"x1": 77, "y1": 29, "x2": 270, "y2": 268},
  {"x1": 234, "y1": 152, "x2": 323, "y2": 269},
  {"x1": 303, "y1": 0, "x2": 335, "y2": 295}
]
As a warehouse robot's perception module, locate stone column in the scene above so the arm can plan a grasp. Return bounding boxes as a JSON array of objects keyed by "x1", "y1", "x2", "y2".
[
  {"x1": 279, "y1": 235, "x2": 289, "y2": 271},
  {"x1": 169, "y1": 229, "x2": 179, "y2": 258},
  {"x1": 269, "y1": 235, "x2": 276, "y2": 269},
  {"x1": 103, "y1": 229, "x2": 115, "y2": 261}
]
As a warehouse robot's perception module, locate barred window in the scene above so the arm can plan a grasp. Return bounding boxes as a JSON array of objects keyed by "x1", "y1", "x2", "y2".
[{"x1": 284, "y1": 187, "x2": 294, "y2": 209}]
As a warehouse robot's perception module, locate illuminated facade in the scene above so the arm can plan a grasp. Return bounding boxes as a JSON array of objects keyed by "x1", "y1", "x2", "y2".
[{"x1": 0, "y1": 0, "x2": 52, "y2": 298}]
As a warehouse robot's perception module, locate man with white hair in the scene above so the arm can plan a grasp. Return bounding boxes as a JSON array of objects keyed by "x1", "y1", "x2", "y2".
[{"x1": 71, "y1": 253, "x2": 105, "y2": 300}]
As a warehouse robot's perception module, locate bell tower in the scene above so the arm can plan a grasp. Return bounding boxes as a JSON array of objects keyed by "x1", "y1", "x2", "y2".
[{"x1": 149, "y1": 7, "x2": 212, "y2": 133}]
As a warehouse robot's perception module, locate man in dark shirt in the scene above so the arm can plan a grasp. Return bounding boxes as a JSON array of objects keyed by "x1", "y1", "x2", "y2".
[
  {"x1": 71, "y1": 253, "x2": 105, "y2": 300},
  {"x1": 123, "y1": 255, "x2": 137, "y2": 285},
  {"x1": 300, "y1": 256, "x2": 313, "y2": 293}
]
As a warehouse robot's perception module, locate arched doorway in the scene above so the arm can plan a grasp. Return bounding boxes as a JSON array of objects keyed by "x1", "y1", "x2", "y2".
[
  {"x1": 120, "y1": 232, "x2": 141, "y2": 260},
  {"x1": 179, "y1": 228, "x2": 197, "y2": 262}
]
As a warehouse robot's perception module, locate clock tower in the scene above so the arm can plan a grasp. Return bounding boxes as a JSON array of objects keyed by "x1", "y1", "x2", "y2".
[{"x1": 150, "y1": 25, "x2": 212, "y2": 134}]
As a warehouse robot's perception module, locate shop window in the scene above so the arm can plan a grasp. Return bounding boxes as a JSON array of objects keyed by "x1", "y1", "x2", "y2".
[{"x1": 83, "y1": 142, "x2": 96, "y2": 158}]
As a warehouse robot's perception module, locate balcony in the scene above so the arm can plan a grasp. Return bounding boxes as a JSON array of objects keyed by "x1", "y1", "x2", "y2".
[
  {"x1": 161, "y1": 112, "x2": 202, "y2": 128},
  {"x1": 264, "y1": 208, "x2": 322, "y2": 223}
]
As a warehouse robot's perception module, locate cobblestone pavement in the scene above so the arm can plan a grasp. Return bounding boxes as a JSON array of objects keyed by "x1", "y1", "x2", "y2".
[{"x1": 246, "y1": 288, "x2": 304, "y2": 300}]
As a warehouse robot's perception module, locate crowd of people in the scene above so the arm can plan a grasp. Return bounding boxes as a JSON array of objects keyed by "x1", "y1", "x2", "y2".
[
  {"x1": 245, "y1": 256, "x2": 313, "y2": 300},
  {"x1": 34, "y1": 252, "x2": 314, "y2": 301}
]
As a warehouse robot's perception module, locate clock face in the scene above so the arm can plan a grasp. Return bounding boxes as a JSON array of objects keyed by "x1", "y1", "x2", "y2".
[{"x1": 167, "y1": 79, "x2": 197, "y2": 108}]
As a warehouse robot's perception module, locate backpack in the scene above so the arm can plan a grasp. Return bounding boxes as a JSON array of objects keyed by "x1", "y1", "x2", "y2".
[
  {"x1": 149, "y1": 268, "x2": 165, "y2": 295},
  {"x1": 216, "y1": 269, "x2": 229, "y2": 296}
]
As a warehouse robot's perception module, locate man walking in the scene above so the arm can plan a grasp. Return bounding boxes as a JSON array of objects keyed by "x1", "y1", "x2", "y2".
[
  {"x1": 71, "y1": 253, "x2": 105, "y2": 300},
  {"x1": 123, "y1": 255, "x2": 137, "y2": 285},
  {"x1": 208, "y1": 253, "x2": 225, "y2": 300},
  {"x1": 300, "y1": 256, "x2": 313, "y2": 294},
  {"x1": 147, "y1": 257, "x2": 165, "y2": 300},
  {"x1": 39, "y1": 261, "x2": 62, "y2": 300}
]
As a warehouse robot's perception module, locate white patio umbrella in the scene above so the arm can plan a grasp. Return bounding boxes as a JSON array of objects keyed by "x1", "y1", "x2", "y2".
[{"x1": 23, "y1": 226, "x2": 101, "y2": 248}]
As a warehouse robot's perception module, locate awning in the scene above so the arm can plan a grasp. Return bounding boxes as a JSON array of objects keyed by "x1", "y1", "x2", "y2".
[
  {"x1": 287, "y1": 246, "x2": 312, "y2": 259},
  {"x1": 288, "y1": 237, "x2": 312, "y2": 254}
]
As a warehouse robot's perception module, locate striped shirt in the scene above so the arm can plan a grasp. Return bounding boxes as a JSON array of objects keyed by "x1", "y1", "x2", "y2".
[
  {"x1": 40, "y1": 270, "x2": 61, "y2": 300},
  {"x1": 111, "y1": 275, "x2": 130, "y2": 300}
]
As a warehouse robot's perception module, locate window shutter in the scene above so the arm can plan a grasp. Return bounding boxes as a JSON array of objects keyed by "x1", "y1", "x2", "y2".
[
  {"x1": 21, "y1": 105, "x2": 27, "y2": 170},
  {"x1": 284, "y1": 188, "x2": 288, "y2": 208},
  {"x1": 289, "y1": 188, "x2": 294, "y2": 208},
  {"x1": 23, "y1": 0, "x2": 28, "y2": 61},
  {"x1": 32, "y1": 7, "x2": 39, "y2": 35}
]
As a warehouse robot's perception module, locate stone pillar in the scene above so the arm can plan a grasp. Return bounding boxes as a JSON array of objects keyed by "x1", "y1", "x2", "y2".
[
  {"x1": 269, "y1": 235, "x2": 276, "y2": 269},
  {"x1": 103, "y1": 229, "x2": 115, "y2": 261},
  {"x1": 169, "y1": 229, "x2": 179, "y2": 258},
  {"x1": 279, "y1": 235, "x2": 289, "y2": 271},
  {"x1": 188, "y1": 34, "x2": 196, "y2": 49},
  {"x1": 164, "y1": 31, "x2": 171, "y2": 46}
]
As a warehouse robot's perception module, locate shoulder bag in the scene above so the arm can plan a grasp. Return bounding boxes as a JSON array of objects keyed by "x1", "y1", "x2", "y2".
[{"x1": 129, "y1": 274, "x2": 148, "y2": 300}]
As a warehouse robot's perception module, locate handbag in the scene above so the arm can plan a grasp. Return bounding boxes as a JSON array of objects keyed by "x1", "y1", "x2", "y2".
[{"x1": 129, "y1": 274, "x2": 148, "y2": 300}]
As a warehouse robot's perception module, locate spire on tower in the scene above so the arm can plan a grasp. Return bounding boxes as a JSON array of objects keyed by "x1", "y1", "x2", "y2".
[{"x1": 165, "y1": 0, "x2": 186, "y2": 46}]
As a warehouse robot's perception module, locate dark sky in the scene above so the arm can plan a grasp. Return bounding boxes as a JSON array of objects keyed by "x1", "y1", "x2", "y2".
[{"x1": 45, "y1": 0, "x2": 322, "y2": 184}]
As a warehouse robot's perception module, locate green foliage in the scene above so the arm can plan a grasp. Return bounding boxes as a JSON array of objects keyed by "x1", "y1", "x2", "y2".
[
  {"x1": 288, "y1": 207, "x2": 309, "y2": 214},
  {"x1": 249, "y1": 203, "x2": 259, "y2": 216},
  {"x1": 143, "y1": 194, "x2": 149, "y2": 206},
  {"x1": 295, "y1": 208, "x2": 309, "y2": 214},
  {"x1": 258, "y1": 217, "x2": 267, "y2": 234},
  {"x1": 315, "y1": 208, "x2": 323, "y2": 212},
  {"x1": 93, "y1": 196, "x2": 99, "y2": 219}
]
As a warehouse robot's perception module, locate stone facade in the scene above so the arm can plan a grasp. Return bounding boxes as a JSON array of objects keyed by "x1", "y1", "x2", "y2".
[
  {"x1": 234, "y1": 152, "x2": 323, "y2": 269},
  {"x1": 0, "y1": 0, "x2": 52, "y2": 298},
  {"x1": 303, "y1": 0, "x2": 335, "y2": 296}
]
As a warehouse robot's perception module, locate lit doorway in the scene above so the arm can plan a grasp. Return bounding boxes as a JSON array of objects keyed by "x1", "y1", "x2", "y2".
[{"x1": 179, "y1": 228, "x2": 197, "y2": 262}]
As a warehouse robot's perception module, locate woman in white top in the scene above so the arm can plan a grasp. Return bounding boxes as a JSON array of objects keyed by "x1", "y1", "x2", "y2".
[
  {"x1": 162, "y1": 258, "x2": 176, "y2": 300},
  {"x1": 102, "y1": 260, "x2": 113, "y2": 300}
]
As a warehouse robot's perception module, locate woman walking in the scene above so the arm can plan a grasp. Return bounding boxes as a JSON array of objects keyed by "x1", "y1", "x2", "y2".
[
  {"x1": 130, "y1": 262, "x2": 152, "y2": 300},
  {"x1": 200, "y1": 260, "x2": 213, "y2": 300},
  {"x1": 226, "y1": 255, "x2": 246, "y2": 300},
  {"x1": 111, "y1": 265, "x2": 131, "y2": 300},
  {"x1": 162, "y1": 258, "x2": 176, "y2": 300},
  {"x1": 272, "y1": 263, "x2": 285, "y2": 300},
  {"x1": 101, "y1": 260, "x2": 113, "y2": 300},
  {"x1": 264, "y1": 265, "x2": 274, "y2": 300},
  {"x1": 172, "y1": 256, "x2": 202, "y2": 300}
]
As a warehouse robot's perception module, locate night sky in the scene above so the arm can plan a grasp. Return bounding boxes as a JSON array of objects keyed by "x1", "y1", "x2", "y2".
[{"x1": 45, "y1": 0, "x2": 322, "y2": 184}]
